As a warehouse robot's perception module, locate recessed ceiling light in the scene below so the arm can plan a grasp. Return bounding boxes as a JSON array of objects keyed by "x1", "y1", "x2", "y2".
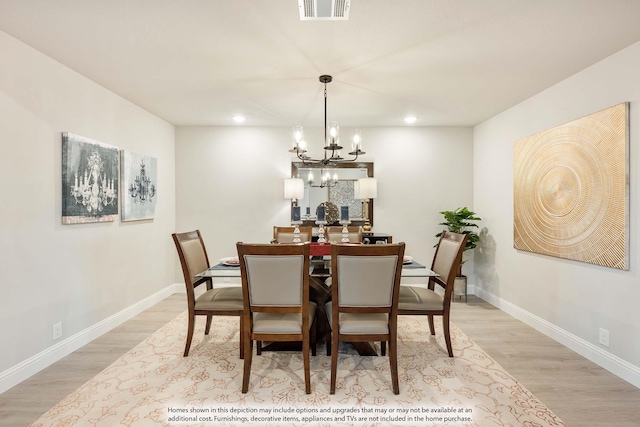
[
  {"x1": 404, "y1": 115, "x2": 417, "y2": 124},
  {"x1": 232, "y1": 115, "x2": 245, "y2": 123}
]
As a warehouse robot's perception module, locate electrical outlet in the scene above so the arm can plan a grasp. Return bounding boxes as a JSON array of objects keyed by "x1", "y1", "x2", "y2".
[
  {"x1": 599, "y1": 328, "x2": 610, "y2": 347},
  {"x1": 223, "y1": 277, "x2": 230, "y2": 283},
  {"x1": 53, "y1": 322, "x2": 62, "y2": 340}
]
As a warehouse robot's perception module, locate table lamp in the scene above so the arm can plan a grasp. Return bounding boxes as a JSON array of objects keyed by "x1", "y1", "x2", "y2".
[{"x1": 284, "y1": 178, "x2": 304, "y2": 206}]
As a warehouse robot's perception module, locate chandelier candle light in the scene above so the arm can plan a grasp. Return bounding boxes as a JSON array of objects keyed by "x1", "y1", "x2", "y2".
[
  {"x1": 289, "y1": 75, "x2": 365, "y2": 165},
  {"x1": 307, "y1": 169, "x2": 338, "y2": 188}
]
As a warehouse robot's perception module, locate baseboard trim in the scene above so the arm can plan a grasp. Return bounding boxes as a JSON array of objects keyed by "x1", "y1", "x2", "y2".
[
  {"x1": 0, "y1": 283, "x2": 182, "y2": 394},
  {"x1": 474, "y1": 287, "x2": 640, "y2": 389}
]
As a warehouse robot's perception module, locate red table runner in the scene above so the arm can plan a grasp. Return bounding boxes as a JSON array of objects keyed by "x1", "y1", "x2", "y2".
[{"x1": 309, "y1": 242, "x2": 332, "y2": 256}]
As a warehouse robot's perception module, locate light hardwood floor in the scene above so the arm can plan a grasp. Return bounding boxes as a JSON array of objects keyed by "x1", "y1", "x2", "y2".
[{"x1": 1, "y1": 294, "x2": 639, "y2": 426}]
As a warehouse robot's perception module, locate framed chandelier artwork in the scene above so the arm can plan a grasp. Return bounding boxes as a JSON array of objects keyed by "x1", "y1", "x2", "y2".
[
  {"x1": 62, "y1": 132, "x2": 119, "y2": 224},
  {"x1": 513, "y1": 102, "x2": 629, "y2": 270},
  {"x1": 120, "y1": 150, "x2": 157, "y2": 221}
]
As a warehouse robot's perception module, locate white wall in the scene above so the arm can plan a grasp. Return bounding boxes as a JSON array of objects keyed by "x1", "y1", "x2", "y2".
[
  {"x1": 175, "y1": 126, "x2": 474, "y2": 282},
  {"x1": 474, "y1": 41, "x2": 640, "y2": 377},
  {"x1": 0, "y1": 32, "x2": 176, "y2": 378}
]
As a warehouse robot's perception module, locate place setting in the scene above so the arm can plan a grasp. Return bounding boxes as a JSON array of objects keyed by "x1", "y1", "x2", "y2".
[{"x1": 209, "y1": 256, "x2": 240, "y2": 270}]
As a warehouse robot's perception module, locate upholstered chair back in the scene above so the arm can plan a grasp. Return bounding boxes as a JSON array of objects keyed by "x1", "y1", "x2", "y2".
[
  {"x1": 273, "y1": 226, "x2": 313, "y2": 243},
  {"x1": 431, "y1": 236, "x2": 463, "y2": 285},
  {"x1": 276, "y1": 233, "x2": 296, "y2": 243},
  {"x1": 336, "y1": 255, "x2": 399, "y2": 307},
  {"x1": 326, "y1": 226, "x2": 363, "y2": 244},
  {"x1": 179, "y1": 238, "x2": 208, "y2": 285},
  {"x1": 243, "y1": 255, "x2": 305, "y2": 306}
]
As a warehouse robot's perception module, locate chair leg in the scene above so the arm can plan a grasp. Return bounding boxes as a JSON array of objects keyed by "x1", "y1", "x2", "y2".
[
  {"x1": 325, "y1": 319, "x2": 331, "y2": 356},
  {"x1": 443, "y1": 313, "x2": 453, "y2": 357},
  {"x1": 330, "y1": 331, "x2": 339, "y2": 394},
  {"x1": 239, "y1": 315, "x2": 244, "y2": 360},
  {"x1": 256, "y1": 341, "x2": 262, "y2": 355},
  {"x1": 310, "y1": 317, "x2": 317, "y2": 357},
  {"x1": 428, "y1": 314, "x2": 436, "y2": 335},
  {"x1": 241, "y1": 333, "x2": 253, "y2": 393},
  {"x1": 303, "y1": 330, "x2": 311, "y2": 394},
  {"x1": 204, "y1": 314, "x2": 213, "y2": 335},
  {"x1": 380, "y1": 341, "x2": 386, "y2": 356},
  {"x1": 183, "y1": 312, "x2": 195, "y2": 357},
  {"x1": 389, "y1": 333, "x2": 399, "y2": 395}
]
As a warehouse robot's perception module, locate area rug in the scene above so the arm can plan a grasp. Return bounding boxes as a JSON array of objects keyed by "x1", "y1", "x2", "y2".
[{"x1": 30, "y1": 313, "x2": 566, "y2": 427}]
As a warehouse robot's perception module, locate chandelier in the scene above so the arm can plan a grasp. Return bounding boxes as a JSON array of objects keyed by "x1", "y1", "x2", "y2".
[
  {"x1": 128, "y1": 161, "x2": 156, "y2": 203},
  {"x1": 289, "y1": 75, "x2": 365, "y2": 165},
  {"x1": 71, "y1": 151, "x2": 117, "y2": 214},
  {"x1": 306, "y1": 168, "x2": 338, "y2": 188}
]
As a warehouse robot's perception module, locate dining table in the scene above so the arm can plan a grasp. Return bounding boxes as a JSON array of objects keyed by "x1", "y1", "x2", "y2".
[
  {"x1": 196, "y1": 243, "x2": 436, "y2": 356},
  {"x1": 198, "y1": 244, "x2": 435, "y2": 280}
]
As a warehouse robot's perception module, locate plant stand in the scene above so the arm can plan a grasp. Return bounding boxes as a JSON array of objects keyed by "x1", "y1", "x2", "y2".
[{"x1": 453, "y1": 275, "x2": 467, "y2": 303}]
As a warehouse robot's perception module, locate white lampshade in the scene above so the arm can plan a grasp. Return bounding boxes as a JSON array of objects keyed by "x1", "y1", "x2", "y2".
[
  {"x1": 358, "y1": 177, "x2": 377, "y2": 199},
  {"x1": 284, "y1": 178, "x2": 304, "y2": 199}
]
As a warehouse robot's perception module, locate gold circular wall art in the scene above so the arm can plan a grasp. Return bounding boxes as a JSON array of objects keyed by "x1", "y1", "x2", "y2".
[{"x1": 513, "y1": 103, "x2": 628, "y2": 270}]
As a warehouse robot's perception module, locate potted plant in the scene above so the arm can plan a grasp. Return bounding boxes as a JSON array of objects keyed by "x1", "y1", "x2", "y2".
[{"x1": 436, "y1": 207, "x2": 481, "y2": 301}]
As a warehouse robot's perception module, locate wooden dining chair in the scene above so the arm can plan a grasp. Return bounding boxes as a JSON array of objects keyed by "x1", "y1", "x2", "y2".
[
  {"x1": 272, "y1": 226, "x2": 313, "y2": 243},
  {"x1": 172, "y1": 230, "x2": 244, "y2": 358},
  {"x1": 236, "y1": 242, "x2": 317, "y2": 394},
  {"x1": 398, "y1": 231, "x2": 467, "y2": 357},
  {"x1": 326, "y1": 226, "x2": 363, "y2": 243},
  {"x1": 326, "y1": 242, "x2": 405, "y2": 395}
]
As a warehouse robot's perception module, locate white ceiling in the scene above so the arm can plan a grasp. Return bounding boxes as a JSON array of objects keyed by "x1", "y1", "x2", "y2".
[{"x1": 2, "y1": 0, "x2": 640, "y2": 127}]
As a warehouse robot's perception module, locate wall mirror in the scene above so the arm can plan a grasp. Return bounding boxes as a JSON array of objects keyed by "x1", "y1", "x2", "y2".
[{"x1": 291, "y1": 162, "x2": 374, "y2": 226}]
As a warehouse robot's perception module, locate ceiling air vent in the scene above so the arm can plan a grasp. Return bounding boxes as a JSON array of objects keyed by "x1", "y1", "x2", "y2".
[{"x1": 298, "y1": 0, "x2": 351, "y2": 20}]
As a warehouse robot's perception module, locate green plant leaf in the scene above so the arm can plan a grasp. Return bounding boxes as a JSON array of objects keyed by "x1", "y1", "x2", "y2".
[{"x1": 436, "y1": 207, "x2": 481, "y2": 252}]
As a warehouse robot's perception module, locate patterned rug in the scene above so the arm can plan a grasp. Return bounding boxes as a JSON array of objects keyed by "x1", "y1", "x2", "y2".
[{"x1": 30, "y1": 313, "x2": 566, "y2": 427}]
